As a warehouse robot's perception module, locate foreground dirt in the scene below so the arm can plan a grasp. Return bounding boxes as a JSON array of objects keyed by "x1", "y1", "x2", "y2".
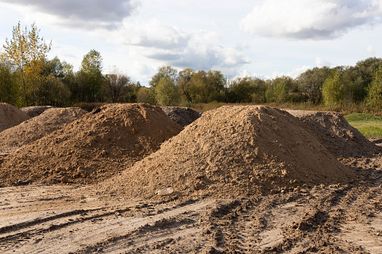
[{"x1": 0, "y1": 156, "x2": 381, "y2": 254}]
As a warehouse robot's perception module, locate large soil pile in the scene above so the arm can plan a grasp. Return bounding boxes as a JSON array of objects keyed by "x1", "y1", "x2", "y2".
[
  {"x1": 0, "y1": 103, "x2": 29, "y2": 132},
  {"x1": 102, "y1": 106, "x2": 353, "y2": 199},
  {"x1": 0, "y1": 104, "x2": 182, "y2": 186},
  {"x1": 0, "y1": 107, "x2": 86, "y2": 154},
  {"x1": 21, "y1": 106, "x2": 53, "y2": 118},
  {"x1": 288, "y1": 110, "x2": 381, "y2": 157},
  {"x1": 161, "y1": 106, "x2": 201, "y2": 127}
]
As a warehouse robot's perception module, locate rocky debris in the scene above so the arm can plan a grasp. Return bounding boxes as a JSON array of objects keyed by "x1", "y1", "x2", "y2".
[{"x1": 161, "y1": 106, "x2": 201, "y2": 127}]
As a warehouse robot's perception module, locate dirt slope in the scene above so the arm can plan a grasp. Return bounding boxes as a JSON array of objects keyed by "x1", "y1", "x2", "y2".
[
  {"x1": 102, "y1": 106, "x2": 353, "y2": 199},
  {"x1": 21, "y1": 106, "x2": 53, "y2": 118},
  {"x1": 288, "y1": 110, "x2": 381, "y2": 157},
  {"x1": 0, "y1": 103, "x2": 182, "y2": 186},
  {"x1": 0, "y1": 103, "x2": 29, "y2": 132},
  {"x1": 161, "y1": 106, "x2": 201, "y2": 127},
  {"x1": 0, "y1": 156, "x2": 380, "y2": 254},
  {"x1": 0, "y1": 107, "x2": 86, "y2": 154}
]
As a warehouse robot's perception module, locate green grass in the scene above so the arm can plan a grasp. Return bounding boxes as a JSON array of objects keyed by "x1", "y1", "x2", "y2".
[{"x1": 345, "y1": 113, "x2": 382, "y2": 139}]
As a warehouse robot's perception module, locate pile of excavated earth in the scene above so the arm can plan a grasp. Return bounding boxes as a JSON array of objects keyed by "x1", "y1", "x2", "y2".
[
  {"x1": 288, "y1": 110, "x2": 381, "y2": 157},
  {"x1": 161, "y1": 106, "x2": 201, "y2": 127},
  {"x1": 0, "y1": 104, "x2": 381, "y2": 253},
  {"x1": 102, "y1": 106, "x2": 355, "y2": 199},
  {"x1": 0, "y1": 107, "x2": 86, "y2": 154},
  {"x1": 21, "y1": 105, "x2": 53, "y2": 118},
  {"x1": 0, "y1": 104, "x2": 182, "y2": 186},
  {"x1": 0, "y1": 103, "x2": 29, "y2": 132}
]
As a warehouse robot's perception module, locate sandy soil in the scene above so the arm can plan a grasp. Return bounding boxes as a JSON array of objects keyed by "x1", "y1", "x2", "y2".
[
  {"x1": 0, "y1": 106, "x2": 381, "y2": 253},
  {"x1": 0, "y1": 155, "x2": 381, "y2": 254}
]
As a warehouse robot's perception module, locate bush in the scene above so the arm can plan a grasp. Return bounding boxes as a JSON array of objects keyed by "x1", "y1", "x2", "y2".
[
  {"x1": 366, "y1": 67, "x2": 382, "y2": 110},
  {"x1": 155, "y1": 77, "x2": 179, "y2": 106},
  {"x1": 136, "y1": 87, "x2": 156, "y2": 105}
]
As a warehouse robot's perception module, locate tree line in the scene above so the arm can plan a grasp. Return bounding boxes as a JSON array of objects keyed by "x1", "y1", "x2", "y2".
[{"x1": 0, "y1": 23, "x2": 381, "y2": 110}]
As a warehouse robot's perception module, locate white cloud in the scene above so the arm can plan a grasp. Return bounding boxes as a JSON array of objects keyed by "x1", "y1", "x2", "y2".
[
  {"x1": 115, "y1": 21, "x2": 249, "y2": 74},
  {"x1": 315, "y1": 57, "x2": 331, "y2": 67},
  {"x1": 367, "y1": 45, "x2": 376, "y2": 56},
  {"x1": 241, "y1": 0, "x2": 382, "y2": 39},
  {"x1": 0, "y1": 0, "x2": 138, "y2": 29}
]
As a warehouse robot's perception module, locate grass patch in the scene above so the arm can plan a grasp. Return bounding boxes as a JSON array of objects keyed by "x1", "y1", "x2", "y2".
[{"x1": 345, "y1": 113, "x2": 382, "y2": 139}]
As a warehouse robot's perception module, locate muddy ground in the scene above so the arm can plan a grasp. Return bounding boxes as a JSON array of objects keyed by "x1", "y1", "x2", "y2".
[{"x1": 0, "y1": 155, "x2": 381, "y2": 254}]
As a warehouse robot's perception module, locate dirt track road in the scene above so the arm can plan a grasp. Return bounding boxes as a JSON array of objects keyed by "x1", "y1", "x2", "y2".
[
  {"x1": 0, "y1": 158, "x2": 381, "y2": 253},
  {"x1": 1, "y1": 186, "x2": 381, "y2": 253}
]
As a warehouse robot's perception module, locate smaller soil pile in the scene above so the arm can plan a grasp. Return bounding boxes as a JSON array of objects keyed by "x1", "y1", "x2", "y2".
[
  {"x1": 0, "y1": 103, "x2": 29, "y2": 132},
  {"x1": 288, "y1": 111, "x2": 381, "y2": 157},
  {"x1": 161, "y1": 106, "x2": 201, "y2": 127},
  {"x1": 0, "y1": 104, "x2": 182, "y2": 186},
  {"x1": 21, "y1": 106, "x2": 53, "y2": 118},
  {"x1": 0, "y1": 107, "x2": 86, "y2": 154},
  {"x1": 102, "y1": 106, "x2": 353, "y2": 200}
]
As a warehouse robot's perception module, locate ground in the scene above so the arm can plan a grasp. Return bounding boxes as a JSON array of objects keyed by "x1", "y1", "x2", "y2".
[
  {"x1": 346, "y1": 113, "x2": 382, "y2": 139},
  {"x1": 0, "y1": 155, "x2": 381, "y2": 254}
]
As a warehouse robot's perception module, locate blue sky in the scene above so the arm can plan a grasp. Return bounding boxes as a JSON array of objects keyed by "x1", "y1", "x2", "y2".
[{"x1": 0, "y1": 0, "x2": 381, "y2": 84}]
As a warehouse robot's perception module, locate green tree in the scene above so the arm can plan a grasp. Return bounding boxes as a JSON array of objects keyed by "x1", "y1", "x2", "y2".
[
  {"x1": 155, "y1": 77, "x2": 179, "y2": 106},
  {"x1": 366, "y1": 66, "x2": 382, "y2": 109},
  {"x1": 297, "y1": 67, "x2": 331, "y2": 104},
  {"x1": 228, "y1": 77, "x2": 266, "y2": 103},
  {"x1": 186, "y1": 70, "x2": 226, "y2": 103},
  {"x1": 322, "y1": 70, "x2": 346, "y2": 106},
  {"x1": 177, "y1": 68, "x2": 194, "y2": 104},
  {"x1": 33, "y1": 75, "x2": 71, "y2": 106},
  {"x1": 137, "y1": 87, "x2": 156, "y2": 104},
  {"x1": 2, "y1": 22, "x2": 51, "y2": 105},
  {"x1": 150, "y1": 66, "x2": 178, "y2": 87},
  {"x1": 104, "y1": 74, "x2": 140, "y2": 102},
  {"x1": 0, "y1": 63, "x2": 17, "y2": 104},
  {"x1": 265, "y1": 77, "x2": 298, "y2": 103},
  {"x1": 74, "y1": 50, "x2": 104, "y2": 102}
]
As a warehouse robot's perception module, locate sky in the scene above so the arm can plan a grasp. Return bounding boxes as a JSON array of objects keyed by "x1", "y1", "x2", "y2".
[{"x1": 0, "y1": 0, "x2": 381, "y2": 84}]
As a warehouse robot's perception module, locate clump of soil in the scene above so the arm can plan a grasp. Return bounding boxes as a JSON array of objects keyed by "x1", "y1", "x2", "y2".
[
  {"x1": 0, "y1": 104, "x2": 182, "y2": 186},
  {"x1": 161, "y1": 106, "x2": 201, "y2": 127},
  {"x1": 0, "y1": 103, "x2": 29, "y2": 132},
  {"x1": 288, "y1": 110, "x2": 381, "y2": 157},
  {"x1": 21, "y1": 106, "x2": 53, "y2": 118},
  {"x1": 102, "y1": 106, "x2": 353, "y2": 199},
  {"x1": 0, "y1": 107, "x2": 86, "y2": 154}
]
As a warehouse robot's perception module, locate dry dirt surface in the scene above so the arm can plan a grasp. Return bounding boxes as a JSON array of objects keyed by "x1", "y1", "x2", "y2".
[
  {"x1": 0, "y1": 107, "x2": 86, "y2": 154},
  {"x1": 0, "y1": 104, "x2": 182, "y2": 186},
  {"x1": 0, "y1": 103, "x2": 29, "y2": 133},
  {"x1": 288, "y1": 110, "x2": 381, "y2": 157},
  {"x1": 0, "y1": 156, "x2": 380, "y2": 254},
  {"x1": 161, "y1": 106, "x2": 201, "y2": 127},
  {"x1": 21, "y1": 106, "x2": 53, "y2": 118},
  {"x1": 0, "y1": 105, "x2": 381, "y2": 253},
  {"x1": 102, "y1": 106, "x2": 353, "y2": 200}
]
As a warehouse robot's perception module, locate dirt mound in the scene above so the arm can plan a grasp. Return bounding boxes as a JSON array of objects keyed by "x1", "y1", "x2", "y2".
[
  {"x1": 0, "y1": 107, "x2": 86, "y2": 154},
  {"x1": 0, "y1": 103, "x2": 29, "y2": 132},
  {"x1": 288, "y1": 110, "x2": 381, "y2": 157},
  {"x1": 0, "y1": 104, "x2": 182, "y2": 186},
  {"x1": 161, "y1": 106, "x2": 201, "y2": 127},
  {"x1": 102, "y1": 106, "x2": 353, "y2": 199},
  {"x1": 21, "y1": 106, "x2": 53, "y2": 118}
]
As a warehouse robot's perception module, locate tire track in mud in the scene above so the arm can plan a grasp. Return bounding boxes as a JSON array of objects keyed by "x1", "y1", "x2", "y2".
[
  {"x1": 0, "y1": 198, "x2": 214, "y2": 254},
  {"x1": 209, "y1": 193, "x2": 312, "y2": 253},
  {"x1": 73, "y1": 200, "x2": 214, "y2": 254},
  {"x1": 201, "y1": 185, "x2": 380, "y2": 253}
]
